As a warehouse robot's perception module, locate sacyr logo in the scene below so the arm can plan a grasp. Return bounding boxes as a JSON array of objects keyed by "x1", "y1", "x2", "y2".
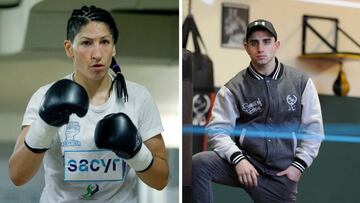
[
  {"x1": 64, "y1": 150, "x2": 126, "y2": 182},
  {"x1": 67, "y1": 158, "x2": 121, "y2": 173}
]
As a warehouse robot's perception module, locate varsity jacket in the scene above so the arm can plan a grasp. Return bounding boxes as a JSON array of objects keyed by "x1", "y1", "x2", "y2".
[{"x1": 207, "y1": 59, "x2": 324, "y2": 174}]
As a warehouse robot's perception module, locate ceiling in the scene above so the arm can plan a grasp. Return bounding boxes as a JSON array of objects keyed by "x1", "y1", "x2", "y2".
[
  {"x1": 0, "y1": 0, "x2": 20, "y2": 8},
  {"x1": 297, "y1": 0, "x2": 360, "y2": 8},
  {"x1": 0, "y1": 0, "x2": 179, "y2": 61}
]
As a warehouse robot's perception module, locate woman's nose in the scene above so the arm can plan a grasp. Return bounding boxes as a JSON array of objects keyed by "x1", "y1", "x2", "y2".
[{"x1": 92, "y1": 44, "x2": 102, "y2": 60}]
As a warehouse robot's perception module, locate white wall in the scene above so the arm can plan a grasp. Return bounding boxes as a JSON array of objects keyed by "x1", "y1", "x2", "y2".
[{"x1": 183, "y1": 0, "x2": 360, "y2": 96}]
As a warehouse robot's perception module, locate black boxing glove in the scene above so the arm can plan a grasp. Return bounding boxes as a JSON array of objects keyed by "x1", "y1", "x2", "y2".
[
  {"x1": 25, "y1": 79, "x2": 89, "y2": 153},
  {"x1": 39, "y1": 79, "x2": 89, "y2": 126},
  {"x1": 94, "y1": 113, "x2": 154, "y2": 172}
]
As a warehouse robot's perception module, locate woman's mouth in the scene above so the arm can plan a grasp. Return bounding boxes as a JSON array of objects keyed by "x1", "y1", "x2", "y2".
[{"x1": 91, "y1": 64, "x2": 106, "y2": 71}]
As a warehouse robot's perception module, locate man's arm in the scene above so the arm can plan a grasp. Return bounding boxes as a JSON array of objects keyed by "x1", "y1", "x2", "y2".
[
  {"x1": 208, "y1": 87, "x2": 242, "y2": 163},
  {"x1": 294, "y1": 78, "x2": 324, "y2": 172},
  {"x1": 277, "y1": 78, "x2": 324, "y2": 181},
  {"x1": 208, "y1": 87, "x2": 259, "y2": 187}
]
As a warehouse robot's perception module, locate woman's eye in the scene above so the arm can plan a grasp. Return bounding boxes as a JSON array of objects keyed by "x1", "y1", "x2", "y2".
[{"x1": 101, "y1": 40, "x2": 110, "y2": 44}]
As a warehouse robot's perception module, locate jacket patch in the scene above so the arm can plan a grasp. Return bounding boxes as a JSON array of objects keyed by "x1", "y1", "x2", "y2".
[
  {"x1": 286, "y1": 94, "x2": 298, "y2": 111},
  {"x1": 241, "y1": 98, "x2": 263, "y2": 115}
]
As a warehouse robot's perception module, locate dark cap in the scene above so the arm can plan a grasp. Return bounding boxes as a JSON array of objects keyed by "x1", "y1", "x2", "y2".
[{"x1": 245, "y1": 19, "x2": 277, "y2": 41}]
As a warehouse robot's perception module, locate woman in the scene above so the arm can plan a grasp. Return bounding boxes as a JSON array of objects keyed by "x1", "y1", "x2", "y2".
[{"x1": 8, "y1": 5, "x2": 169, "y2": 202}]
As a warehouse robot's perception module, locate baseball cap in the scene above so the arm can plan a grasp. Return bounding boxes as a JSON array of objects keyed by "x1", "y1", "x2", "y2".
[{"x1": 245, "y1": 19, "x2": 277, "y2": 41}]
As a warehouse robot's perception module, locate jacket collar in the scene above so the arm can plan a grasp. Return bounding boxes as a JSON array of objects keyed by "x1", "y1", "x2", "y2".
[{"x1": 247, "y1": 57, "x2": 283, "y2": 80}]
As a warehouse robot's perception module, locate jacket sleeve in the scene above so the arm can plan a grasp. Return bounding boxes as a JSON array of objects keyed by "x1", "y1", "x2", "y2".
[
  {"x1": 292, "y1": 78, "x2": 324, "y2": 172},
  {"x1": 207, "y1": 87, "x2": 245, "y2": 165}
]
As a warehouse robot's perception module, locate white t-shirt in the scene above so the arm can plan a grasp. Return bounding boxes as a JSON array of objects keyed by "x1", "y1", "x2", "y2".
[{"x1": 22, "y1": 73, "x2": 164, "y2": 203}]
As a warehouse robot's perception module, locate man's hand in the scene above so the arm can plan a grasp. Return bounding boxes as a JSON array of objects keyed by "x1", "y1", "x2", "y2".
[
  {"x1": 276, "y1": 165, "x2": 302, "y2": 182},
  {"x1": 235, "y1": 159, "x2": 259, "y2": 187}
]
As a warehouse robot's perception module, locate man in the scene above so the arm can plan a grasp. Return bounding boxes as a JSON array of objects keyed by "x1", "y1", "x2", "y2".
[{"x1": 192, "y1": 19, "x2": 323, "y2": 203}]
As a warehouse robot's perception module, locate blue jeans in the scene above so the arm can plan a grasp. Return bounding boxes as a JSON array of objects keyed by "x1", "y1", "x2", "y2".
[{"x1": 192, "y1": 151, "x2": 298, "y2": 203}]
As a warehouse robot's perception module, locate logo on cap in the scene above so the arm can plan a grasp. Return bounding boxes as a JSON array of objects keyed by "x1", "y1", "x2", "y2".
[
  {"x1": 254, "y1": 21, "x2": 266, "y2": 26},
  {"x1": 246, "y1": 19, "x2": 277, "y2": 41}
]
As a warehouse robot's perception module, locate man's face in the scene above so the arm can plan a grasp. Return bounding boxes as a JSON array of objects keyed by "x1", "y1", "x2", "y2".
[
  {"x1": 244, "y1": 30, "x2": 279, "y2": 67},
  {"x1": 64, "y1": 21, "x2": 116, "y2": 81}
]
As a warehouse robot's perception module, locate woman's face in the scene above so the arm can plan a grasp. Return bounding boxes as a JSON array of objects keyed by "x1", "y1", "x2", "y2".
[{"x1": 64, "y1": 21, "x2": 115, "y2": 81}]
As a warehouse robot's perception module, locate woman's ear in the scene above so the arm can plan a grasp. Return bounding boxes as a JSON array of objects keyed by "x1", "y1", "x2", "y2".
[
  {"x1": 64, "y1": 40, "x2": 74, "y2": 59},
  {"x1": 112, "y1": 46, "x2": 116, "y2": 57}
]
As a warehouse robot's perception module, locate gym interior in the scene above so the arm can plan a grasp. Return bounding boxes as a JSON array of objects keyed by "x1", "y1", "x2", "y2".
[
  {"x1": 0, "y1": 0, "x2": 179, "y2": 202},
  {"x1": 183, "y1": 0, "x2": 360, "y2": 202},
  {"x1": 1, "y1": 0, "x2": 360, "y2": 202}
]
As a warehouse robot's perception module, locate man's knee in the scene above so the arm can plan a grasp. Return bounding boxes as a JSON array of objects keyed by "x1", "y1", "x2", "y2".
[{"x1": 192, "y1": 152, "x2": 208, "y2": 174}]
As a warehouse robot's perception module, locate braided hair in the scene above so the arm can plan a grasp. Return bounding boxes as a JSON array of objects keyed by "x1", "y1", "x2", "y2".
[{"x1": 66, "y1": 5, "x2": 128, "y2": 102}]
